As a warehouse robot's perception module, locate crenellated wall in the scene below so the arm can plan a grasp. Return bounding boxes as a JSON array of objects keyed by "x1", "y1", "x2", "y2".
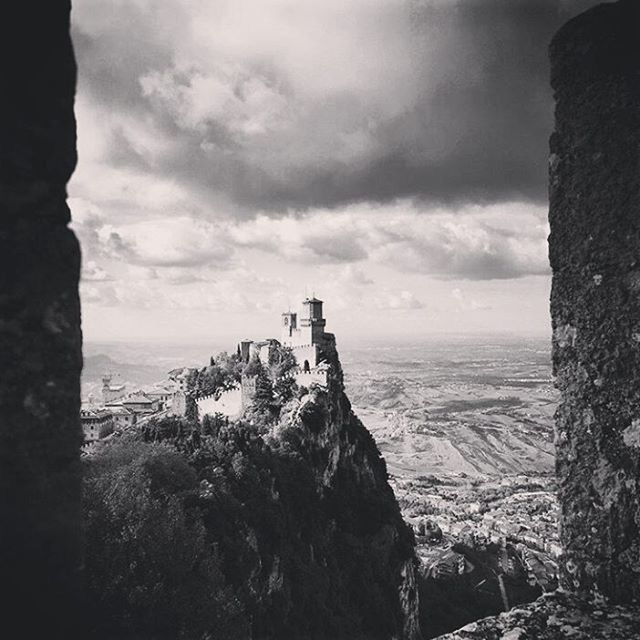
[{"x1": 197, "y1": 387, "x2": 243, "y2": 419}]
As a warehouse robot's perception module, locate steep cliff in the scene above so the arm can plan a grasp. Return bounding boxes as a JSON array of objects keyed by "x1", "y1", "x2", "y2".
[
  {"x1": 271, "y1": 332, "x2": 422, "y2": 639},
  {"x1": 84, "y1": 333, "x2": 421, "y2": 640}
]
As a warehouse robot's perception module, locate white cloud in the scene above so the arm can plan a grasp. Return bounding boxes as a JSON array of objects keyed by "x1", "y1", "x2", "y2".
[
  {"x1": 372, "y1": 290, "x2": 424, "y2": 311},
  {"x1": 140, "y1": 65, "x2": 290, "y2": 136},
  {"x1": 451, "y1": 287, "x2": 491, "y2": 312},
  {"x1": 68, "y1": 0, "x2": 571, "y2": 342},
  {"x1": 231, "y1": 200, "x2": 549, "y2": 280},
  {"x1": 83, "y1": 260, "x2": 112, "y2": 282},
  {"x1": 72, "y1": 0, "x2": 592, "y2": 213},
  {"x1": 99, "y1": 217, "x2": 235, "y2": 268}
]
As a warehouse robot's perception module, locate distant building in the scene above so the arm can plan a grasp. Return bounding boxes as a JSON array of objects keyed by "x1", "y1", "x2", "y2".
[
  {"x1": 280, "y1": 297, "x2": 326, "y2": 369},
  {"x1": 108, "y1": 404, "x2": 136, "y2": 429},
  {"x1": 238, "y1": 297, "x2": 327, "y2": 371},
  {"x1": 196, "y1": 387, "x2": 242, "y2": 420},
  {"x1": 239, "y1": 339, "x2": 253, "y2": 362},
  {"x1": 102, "y1": 374, "x2": 126, "y2": 404},
  {"x1": 240, "y1": 369, "x2": 259, "y2": 411},
  {"x1": 168, "y1": 368, "x2": 194, "y2": 417},
  {"x1": 145, "y1": 384, "x2": 175, "y2": 410},
  {"x1": 199, "y1": 298, "x2": 331, "y2": 422},
  {"x1": 121, "y1": 393, "x2": 159, "y2": 415},
  {"x1": 105, "y1": 392, "x2": 159, "y2": 423},
  {"x1": 80, "y1": 409, "x2": 114, "y2": 442}
]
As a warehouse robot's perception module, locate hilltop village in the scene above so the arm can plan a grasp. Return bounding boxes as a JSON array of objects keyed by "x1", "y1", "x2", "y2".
[{"x1": 80, "y1": 297, "x2": 331, "y2": 449}]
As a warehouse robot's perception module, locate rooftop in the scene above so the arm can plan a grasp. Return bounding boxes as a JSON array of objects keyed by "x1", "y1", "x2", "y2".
[
  {"x1": 107, "y1": 405, "x2": 134, "y2": 415},
  {"x1": 80, "y1": 409, "x2": 113, "y2": 420},
  {"x1": 122, "y1": 393, "x2": 154, "y2": 404}
]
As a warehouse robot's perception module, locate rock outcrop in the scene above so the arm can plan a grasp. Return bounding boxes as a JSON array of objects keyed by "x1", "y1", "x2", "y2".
[
  {"x1": 263, "y1": 332, "x2": 423, "y2": 639},
  {"x1": 434, "y1": 591, "x2": 640, "y2": 640},
  {"x1": 549, "y1": 0, "x2": 640, "y2": 601},
  {"x1": 0, "y1": 2, "x2": 82, "y2": 637}
]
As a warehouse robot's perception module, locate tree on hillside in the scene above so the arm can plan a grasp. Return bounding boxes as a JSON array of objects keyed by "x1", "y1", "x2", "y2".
[
  {"x1": 253, "y1": 364, "x2": 274, "y2": 416},
  {"x1": 271, "y1": 345, "x2": 297, "y2": 378},
  {"x1": 273, "y1": 375, "x2": 297, "y2": 408},
  {"x1": 202, "y1": 412, "x2": 228, "y2": 437},
  {"x1": 83, "y1": 441, "x2": 247, "y2": 639},
  {"x1": 196, "y1": 352, "x2": 243, "y2": 399}
]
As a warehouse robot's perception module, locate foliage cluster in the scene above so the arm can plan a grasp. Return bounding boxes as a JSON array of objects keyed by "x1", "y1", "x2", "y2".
[
  {"x1": 242, "y1": 345, "x2": 299, "y2": 424},
  {"x1": 84, "y1": 406, "x2": 413, "y2": 639},
  {"x1": 83, "y1": 441, "x2": 247, "y2": 640}
]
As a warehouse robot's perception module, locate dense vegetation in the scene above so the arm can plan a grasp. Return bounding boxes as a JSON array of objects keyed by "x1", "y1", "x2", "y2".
[
  {"x1": 84, "y1": 339, "x2": 417, "y2": 639},
  {"x1": 83, "y1": 440, "x2": 247, "y2": 639}
]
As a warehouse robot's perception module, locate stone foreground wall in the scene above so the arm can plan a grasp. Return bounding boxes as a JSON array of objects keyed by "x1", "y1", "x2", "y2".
[
  {"x1": 549, "y1": 0, "x2": 640, "y2": 602},
  {"x1": 0, "y1": 2, "x2": 82, "y2": 635}
]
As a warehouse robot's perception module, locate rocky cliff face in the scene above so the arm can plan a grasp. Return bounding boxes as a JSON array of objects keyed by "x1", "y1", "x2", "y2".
[
  {"x1": 434, "y1": 591, "x2": 640, "y2": 640},
  {"x1": 274, "y1": 333, "x2": 422, "y2": 639},
  {"x1": 549, "y1": 0, "x2": 640, "y2": 602}
]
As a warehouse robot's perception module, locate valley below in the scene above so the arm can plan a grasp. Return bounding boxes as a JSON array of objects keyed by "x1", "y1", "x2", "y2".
[
  {"x1": 343, "y1": 336, "x2": 556, "y2": 478},
  {"x1": 342, "y1": 336, "x2": 560, "y2": 636}
]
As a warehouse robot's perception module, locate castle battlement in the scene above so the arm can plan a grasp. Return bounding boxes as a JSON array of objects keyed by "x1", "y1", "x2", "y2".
[
  {"x1": 238, "y1": 297, "x2": 328, "y2": 371},
  {"x1": 281, "y1": 297, "x2": 326, "y2": 368},
  {"x1": 196, "y1": 386, "x2": 242, "y2": 420},
  {"x1": 204, "y1": 297, "x2": 331, "y2": 421}
]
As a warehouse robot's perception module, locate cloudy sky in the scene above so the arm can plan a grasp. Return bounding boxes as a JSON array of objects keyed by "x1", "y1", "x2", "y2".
[{"x1": 70, "y1": 0, "x2": 594, "y2": 345}]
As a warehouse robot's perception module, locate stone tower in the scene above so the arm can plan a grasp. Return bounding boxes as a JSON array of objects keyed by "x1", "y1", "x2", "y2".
[
  {"x1": 281, "y1": 311, "x2": 297, "y2": 343},
  {"x1": 300, "y1": 297, "x2": 326, "y2": 345},
  {"x1": 279, "y1": 298, "x2": 327, "y2": 370},
  {"x1": 101, "y1": 374, "x2": 111, "y2": 396},
  {"x1": 239, "y1": 339, "x2": 254, "y2": 363}
]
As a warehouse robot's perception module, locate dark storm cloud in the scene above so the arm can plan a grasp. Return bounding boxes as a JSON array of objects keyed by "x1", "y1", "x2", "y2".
[{"x1": 72, "y1": 0, "x2": 596, "y2": 215}]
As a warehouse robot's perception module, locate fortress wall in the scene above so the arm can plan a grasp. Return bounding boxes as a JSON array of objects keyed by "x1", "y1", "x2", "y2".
[
  {"x1": 549, "y1": 0, "x2": 640, "y2": 601},
  {"x1": 0, "y1": 2, "x2": 82, "y2": 634},
  {"x1": 291, "y1": 344, "x2": 319, "y2": 369},
  {"x1": 197, "y1": 387, "x2": 242, "y2": 419},
  {"x1": 295, "y1": 371, "x2": 328, "y2": 388},
  {"x1": 284, "y1": 324, "x2": 313, "y2": 348}
]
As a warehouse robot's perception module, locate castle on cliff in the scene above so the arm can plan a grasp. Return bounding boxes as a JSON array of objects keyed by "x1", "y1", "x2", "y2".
[
  {"x1": 239, "y1": 297, "x2": 326, "y2": 371},
  {"x1": 196, "y1": 297, "x2": 330, "y2": 419}
]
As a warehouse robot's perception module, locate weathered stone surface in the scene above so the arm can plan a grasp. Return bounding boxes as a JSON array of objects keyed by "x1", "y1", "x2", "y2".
[
  {"x1": 434, "y1": 591, "x2": 640, "y2": 640},
  {"x1": 549, "y1": 0, "x2": 640, "y2": 602},
  {"x1": 280, "y1": 333, "x2": 423, "y2": 640},
  {"x1": 0, "y1": 1, "x2": 82, "y2": 636}
]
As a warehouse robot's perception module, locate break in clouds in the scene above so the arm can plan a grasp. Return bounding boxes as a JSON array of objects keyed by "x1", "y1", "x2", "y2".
[{"x1": 69, "y1": 0, "x2": 594, "y2": 327}]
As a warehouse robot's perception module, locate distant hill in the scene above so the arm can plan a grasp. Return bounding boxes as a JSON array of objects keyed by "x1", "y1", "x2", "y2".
[{"x1": 81, "y1": 354, "x2": 169, "y2": 401}]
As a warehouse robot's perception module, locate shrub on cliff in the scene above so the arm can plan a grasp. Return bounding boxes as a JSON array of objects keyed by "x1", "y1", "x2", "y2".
[{"x1": 83, "y1": 441, "x2": 247, "y2": 640}]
